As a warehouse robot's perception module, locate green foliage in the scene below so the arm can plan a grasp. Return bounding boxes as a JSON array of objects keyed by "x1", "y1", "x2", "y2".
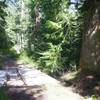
[
  {"x1": 0, "y1": 1, "x2": 11, "y2": 50},
  {"x1": 27, "y1": 0, "x2": 82, "y2": 75},
  {"x1": 1, "y1": 0, "x2": 82, "y2": 75},
  {"x1": 0, "y1": 87, "x2": 10, "y2": 100},
  {"x1": 0, "y1": 47, "x2": 18, "y2": 59},
  {"x1": 38, "y1": 0, "x2": 68, "y2": 20},
  {"x1": 38, "y1": 43, "x2": 63, "y2": 74},
  {"x1": 45, "y1": 20, "x2": 61, "y2": 30},
  {"x1": 5, "y1": 0, "x2": 31, "y2": 53},
  {"x1": 18, "y1": 51, "x2": 37, "y2": 66},
  {"x1": 92, "y1": 96, "x2": 96, "y2": 100},
  {"x1": 0, "y1": 58, "x2": 3, "y2": 69}
]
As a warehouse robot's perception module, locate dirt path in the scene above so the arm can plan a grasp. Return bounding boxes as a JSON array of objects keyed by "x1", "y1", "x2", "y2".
[{"x1": 2, "y1": 58, "x2": 84, "y2": 100}]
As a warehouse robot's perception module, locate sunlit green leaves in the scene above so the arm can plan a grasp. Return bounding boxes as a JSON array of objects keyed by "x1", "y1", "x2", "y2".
[
  {"x1": 45, "y1": 20, "x2": 61, "y2": 30},
  {"x1": 0, "y1": 1, "x2": 10, "y2": 50},
  {"x1": 38, "y1": 43, "x2": 63, "y2": 74}
]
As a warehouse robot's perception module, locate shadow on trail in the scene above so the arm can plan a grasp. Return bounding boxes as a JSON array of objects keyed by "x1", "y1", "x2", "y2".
[
  {"x1": 0, "y1": 57, "x2": 84, "y2": 100},
  {"x1": 7, "y1": 85, "x2": 46, "y2": 100},
  {"x1": 1, "y1": 57, "x2": 47, "y2": 100},
  {"x1": 61, "y1": 71, "x2": 100, "y2": 97}
]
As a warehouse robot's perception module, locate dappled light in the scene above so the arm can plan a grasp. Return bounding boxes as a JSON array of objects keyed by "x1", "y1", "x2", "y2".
[
  {"x1": 0, "y1": 71, "x2": 6, "y2": 87},
  {"x1": 0, "y1": 59, "x2": 84, "y2": 100},
  {"x1": 0, "y1": 0, "x2": 100, "y2": 100},
  {"x1": 7, "y1": 85, "x2": 45, "y2": 100}
]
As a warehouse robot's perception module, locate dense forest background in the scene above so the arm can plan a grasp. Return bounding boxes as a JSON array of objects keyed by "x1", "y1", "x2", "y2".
[{"x1": 1, "y1": 0, "x2": 80, "y2": 74}]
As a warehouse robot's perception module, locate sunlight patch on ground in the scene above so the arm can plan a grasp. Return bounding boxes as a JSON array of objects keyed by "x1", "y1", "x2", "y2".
[
  {"x1": 60, "y1": 71, "x2": 79, "y2": 83},
  {"x1": 45, "y1": 84, "x2": 84, "y2": 100},
  {"x1": 0, "y1": 71, "x2": 6, "y2": 87}
]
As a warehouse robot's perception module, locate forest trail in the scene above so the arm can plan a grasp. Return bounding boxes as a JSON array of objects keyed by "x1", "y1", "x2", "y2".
[{"x1": 0, "y1": 57, "x2": 84, "y2": 100}]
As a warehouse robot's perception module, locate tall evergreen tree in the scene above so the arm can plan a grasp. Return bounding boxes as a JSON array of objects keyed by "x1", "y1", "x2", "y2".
[
  {"x1": 80, "y1": 0, "x2": 100, "y2": 73},
  {"x1": 0, "y1": 0, "x2": 9, "y2": 51},
  {"x1": 27, "y1": 0, "x2": 81, "y2": 74}
]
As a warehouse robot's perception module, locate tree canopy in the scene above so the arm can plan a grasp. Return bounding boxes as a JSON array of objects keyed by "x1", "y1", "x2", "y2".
[{"x1": 0, "y1": 0, "x2": 100, "y2": 74}]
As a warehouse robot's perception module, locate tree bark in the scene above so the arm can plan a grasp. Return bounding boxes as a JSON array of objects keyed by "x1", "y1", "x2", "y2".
[{"x1": 80, "y1": 0, "x2": 100, "y2": 73}]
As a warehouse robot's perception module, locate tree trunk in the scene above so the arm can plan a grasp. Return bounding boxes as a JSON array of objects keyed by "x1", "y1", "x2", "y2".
[
  {"x1": 80, "y1": 0, "x2": 100, "y2": 73},
  {"x1": 34, "y1": 4, "x2": 41, "y2": 34}
]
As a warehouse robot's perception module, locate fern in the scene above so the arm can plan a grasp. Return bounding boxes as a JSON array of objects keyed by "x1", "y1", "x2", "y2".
[{"x1": 38, "y1": 43, "x2": 63, "y2": 74}]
